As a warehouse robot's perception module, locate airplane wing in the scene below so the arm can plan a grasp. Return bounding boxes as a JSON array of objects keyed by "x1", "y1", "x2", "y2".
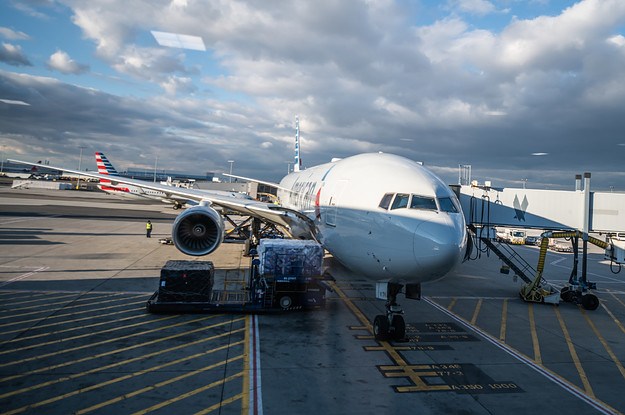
[
  {"x1": 8, "y1": 159, "x2": 314, "y2": 234},
  {"x1": 222, "y1": 173, "x2": 290, "y2": 191}
]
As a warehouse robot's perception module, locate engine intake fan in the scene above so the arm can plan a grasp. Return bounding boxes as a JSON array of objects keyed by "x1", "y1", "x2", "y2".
[{"x1": 172, "y1": 205, "x2": 224, "y2": 256}]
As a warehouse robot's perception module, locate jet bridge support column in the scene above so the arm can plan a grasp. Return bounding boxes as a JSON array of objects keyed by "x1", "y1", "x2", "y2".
[{"x1": 581, "y1": 172, "x2": 591, "y2": 288}]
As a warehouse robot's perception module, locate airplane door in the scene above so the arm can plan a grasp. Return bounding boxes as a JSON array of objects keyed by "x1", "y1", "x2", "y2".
[{"x1": 326, "y1": 180, "x2": 348, "y2": 227}]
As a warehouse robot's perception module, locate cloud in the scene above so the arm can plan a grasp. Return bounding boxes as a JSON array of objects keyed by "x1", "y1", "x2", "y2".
[
  {"x1": 0, "y1": 27, "x2": 32, "y2": 40},
  {"x1": 453, "y1": 0, "x2": 497, "y2": 16},
  {"x1": 45, "y1": 50, "x2": 90, "y2": 75},
  {"x1": 1, "y1": 0, "x2": 625, "y2": 190},
  {"x1": 0, "y1": 42, "x2": 32, "y2": 66}
]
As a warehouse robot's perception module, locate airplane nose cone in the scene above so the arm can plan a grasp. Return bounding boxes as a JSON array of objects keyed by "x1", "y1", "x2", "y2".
[{"x1": 414, "y1": 216, "x2": 464, "y2": 279}]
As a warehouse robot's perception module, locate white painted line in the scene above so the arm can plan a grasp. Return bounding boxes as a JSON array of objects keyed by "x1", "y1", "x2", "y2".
[
  {"x1": 424, "y1": 297, "x2": 619, "y2": 415},
  {"x1": 0, "y1": 215, "x2": 62, "y2": 225},
  {"x1": 0, "y1": 266, "x2": 44, "y2": 268},
  {"x1": 0, "y1": 267, "x2": 49, "y2": 288},
  {"x1": 551, "y1": 262, "x2": 625, "y2": 283},
  {"x1": 0, "y1": 289, "x2": 153, "y2": 295},
  {"x1": 249, "y1": 314, "x2": 263, "y2": 415},
  {"x1": 426, "y1": 296, "x2": 519, "y2": 300},
  {"x1": 550, "y1": 258, "x2": 567, "y2": 266}
]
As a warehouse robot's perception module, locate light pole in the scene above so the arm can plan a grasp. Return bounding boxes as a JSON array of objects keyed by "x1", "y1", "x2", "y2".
[
  {"x1": 521, "y1": 178, "x2": 527, "y2": 189},
  {"x1": 77, "y1": 146, "x2": 85, "y2": 189},
  {"x1": 228, "y1": 160, "x2": 234, "y2": 183},
  {"x1": 610, "y1": 186, "x2": 614, "y2": 193},
  {"x1": 285, "y1": 161, "x2": 292, "y2": 174},
  {"x1": 153, "y1": 156, "x2": 159, "y2": 183},
  {"x1": 1, "y1": 145, "x2": 6, "y2": 174}
]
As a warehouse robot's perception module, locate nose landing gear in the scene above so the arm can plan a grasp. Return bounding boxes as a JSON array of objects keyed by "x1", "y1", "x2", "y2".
[{"x1": 373, "y1": 281, "x2": 419, "y2": 341}]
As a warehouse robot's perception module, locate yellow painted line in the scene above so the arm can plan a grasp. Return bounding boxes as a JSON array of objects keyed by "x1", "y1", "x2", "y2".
[
  {"x1": 0, "y1": 325, "x2": 245, "y2": 400},
  {"x1": 608, "y1": 290, "x2": 625, "y2": 309},
  {"x1": 580, "y1": 307, "x2": 625, "y2": 382},
  {"x1": 196, "y1": 393, "x2": 244, "y2": 415},
  {"x1": 554, "y1": 306, "x2": 594, "y2": 398},
  {"x1": 0, "y1": 314, "x2": 174, "y2": 355},
  {"x1": 500, "y1": 299, "x2": 508, "y2": 343},
  {"x1": 0, "y1": 312, "x2": 148, "y2": 344},
  {"x1": 470, "y1": 299, "x2": 483, "y2": 326},
  {"x1": 357, "y1": 335, "x2": 375, "y2": 339},
  {"x1": 130, "y1": 371, "x2": 244, "y2": 415},
  {"x1": 0, "y1": 293, "x2": 79, "y2": 308},
  {"x1": 73, "y1": 355, "x2": 245, "y2": 415},
  {"x1": 0, "y1": 307, "x2": 143, "y2": 336},
  {"x1": 437, "y1": 299, "x2": 622, "y2": 413},
  {"x1": 365, "y1": 346, "x2": 412, "y2": 351},
  {"x1": 327, "y1": 281, "x2": 372, "y2": 332},
  {"x1": 0, "y1": 294, "x2": 132, "y2": 320},
  {"x1": 0, "y1": 300, "x2": 145, "y2": 329},
  {"x1": 328, "y1": 281, "x2": 450, "y2": 392},
  {"x1": 241, "y1": 315, "x2": 250, "y2": 415},
  {"x1": 380, "y1": 365, "x2": 432, "y2": 370},
  {"x1": 601, "y1": 303, "x2": 625, "y2": 336},
  {"x1": 528, "y1": 303, "x2": 542, "y2": 365},
  {"x1": 447, "y1": 298, "x2": 457, "y2": 311},
  {"x1": 0, "y1": 316, "x2": 222, "y2": 376},
  {"x1": 350, "y1": 326, "x2": 367, "y2": 330},
  {"x1": 6, "y1": 353, "x2": 244, "y2": 415}
]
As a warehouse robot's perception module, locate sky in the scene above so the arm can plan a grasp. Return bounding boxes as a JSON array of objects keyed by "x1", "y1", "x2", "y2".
[{"x1": 0, "y1": 0, "x2": 624, "y2": 190}]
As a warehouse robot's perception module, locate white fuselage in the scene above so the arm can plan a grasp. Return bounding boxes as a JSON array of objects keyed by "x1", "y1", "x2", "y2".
[
  {"x1": 277, "y1": 153, "x2": 468, "y2": 283},
  {"x1": 98, "y1": 184, "x2": 169, "y2": 202}
]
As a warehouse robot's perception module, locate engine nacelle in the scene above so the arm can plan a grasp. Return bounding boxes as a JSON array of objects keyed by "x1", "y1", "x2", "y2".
[{"x1": 172, "y1": 205, "x2": 225, "y2": 256}]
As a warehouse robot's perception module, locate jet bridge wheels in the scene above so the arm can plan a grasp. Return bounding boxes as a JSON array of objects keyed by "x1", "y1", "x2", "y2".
[
  {"x1": 560, "y1": 288, "x2": 599, "y2": 310},
  {"x1": 373, "y1": 314, "x2": 405, "y2": 341},
  {"x1": 581, "y1": 294, "x2": 599, "y2": 310}
]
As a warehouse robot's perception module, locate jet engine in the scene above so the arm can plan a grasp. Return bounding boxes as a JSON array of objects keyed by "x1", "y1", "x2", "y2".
[{"x1": 172, "y1": 205, "x2": 225, "y2": 256}]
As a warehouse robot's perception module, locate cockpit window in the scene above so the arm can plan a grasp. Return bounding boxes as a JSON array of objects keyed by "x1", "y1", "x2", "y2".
[
  {"x1": 410, "y1": 195, "x2": 437, "y2": 211},
  {"x1": 391, "y1": 194, "x2": 410, "y2": 210},
  {"x1": 438, "y1": 197, "x2": 458, "y2": 212},
  {"x1": 378, "y1": 193, "x2": 394, "y2": 210}
]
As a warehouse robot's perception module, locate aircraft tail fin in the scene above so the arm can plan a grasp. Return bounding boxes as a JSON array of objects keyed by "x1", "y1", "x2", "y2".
[
  {"x1": 294, "y1": 115, "x2": 301, "y2": 172},
  {"x1": 95, "y1": 152, "x2": 120, "y2": 185}
]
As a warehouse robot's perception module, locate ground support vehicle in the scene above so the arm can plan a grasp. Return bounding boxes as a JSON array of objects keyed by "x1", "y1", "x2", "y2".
[{"x1": 146, "y1": 241, "x2": 332, "y2": 313}]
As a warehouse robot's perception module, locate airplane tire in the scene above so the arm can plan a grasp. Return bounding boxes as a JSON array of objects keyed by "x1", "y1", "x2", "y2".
[
  {"x1": 581, "y1": 294, "x2": 599, "y2": 310},
  {"x1": 373, "y1": 315, "x2": 389, "y2": 341},
  {"x1": 173, "y1": 204, "x2": 179, "y2": 210},
  {"x1": 391, "y1": 315, "x2": 405, "y2": 340}
]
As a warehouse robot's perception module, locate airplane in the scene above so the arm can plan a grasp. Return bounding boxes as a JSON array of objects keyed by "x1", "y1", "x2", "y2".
[
  {"x1": 1, "y1": 161, "x2": 44, "y2": 178},
  {"x1": 95, "y1": 152, "x2": 254, "y2": 209},
  {"x1": 10, "y1": 119, "x2": 470, "y2": 340}
]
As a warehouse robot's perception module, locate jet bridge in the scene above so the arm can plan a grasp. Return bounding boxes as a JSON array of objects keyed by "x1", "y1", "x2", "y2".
[{"x1": 454, "y1": 173, "x2": 625, "y2": 309}]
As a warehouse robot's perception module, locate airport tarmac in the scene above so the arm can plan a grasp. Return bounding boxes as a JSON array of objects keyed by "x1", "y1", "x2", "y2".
[{"x1": 1, "y1": 187, "x2": 624, "y2": 415}]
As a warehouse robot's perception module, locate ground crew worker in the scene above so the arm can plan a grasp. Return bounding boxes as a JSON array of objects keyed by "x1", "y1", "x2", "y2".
[{"x1": 146, "y1": 220, "x2": 152, "y2": 238}]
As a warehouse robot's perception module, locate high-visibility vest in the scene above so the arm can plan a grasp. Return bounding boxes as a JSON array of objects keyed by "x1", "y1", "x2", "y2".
[{"x1": 147, "y1": 223, "x2": 152, "y2": 230}]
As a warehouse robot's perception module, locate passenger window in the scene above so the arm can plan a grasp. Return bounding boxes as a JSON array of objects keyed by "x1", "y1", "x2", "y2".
[
  {"x1": 391, "y1": 194, "x2": 410, "y2": 210},
  {"x1": 438, "y1": 197, "x2": 458, "y2": 212},
  {"x1": 410, "y1": 195, "x2": 437, "y2": 211},
  {"x1": 378, "y1": 193, "x2": 394, "y2": 210}
]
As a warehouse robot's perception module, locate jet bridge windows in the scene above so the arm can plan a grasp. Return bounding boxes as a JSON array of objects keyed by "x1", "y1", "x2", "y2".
[
  {"x1": 438, "y1": 197, "x2": 458, "y2": 213},
  {"x1": 410, "y1": 195, "x2": 437, "y2": 211},
  {"x1": 391, "y1": 194, "x2": 410, "y2": 210}
]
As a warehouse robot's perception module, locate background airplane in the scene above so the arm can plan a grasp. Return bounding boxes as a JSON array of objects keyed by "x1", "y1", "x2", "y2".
[{"x1": 95, "y1": 152, "x2": 254, "y2": 209}]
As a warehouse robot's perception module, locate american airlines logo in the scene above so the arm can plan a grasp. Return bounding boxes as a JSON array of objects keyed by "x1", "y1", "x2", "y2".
[{"x1": 513, "y1": 194, "x2": 528, "y2": 222}]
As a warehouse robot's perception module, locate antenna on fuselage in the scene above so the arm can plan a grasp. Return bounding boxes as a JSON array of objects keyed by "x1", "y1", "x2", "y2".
[{"x1": 294, "y1": 115, "x2": 301, "y2": 172}]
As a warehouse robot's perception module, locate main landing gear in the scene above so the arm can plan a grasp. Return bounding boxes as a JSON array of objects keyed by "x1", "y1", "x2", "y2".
[{"x1": 373, "y1": 281, "x2": 420, "y2": 341}]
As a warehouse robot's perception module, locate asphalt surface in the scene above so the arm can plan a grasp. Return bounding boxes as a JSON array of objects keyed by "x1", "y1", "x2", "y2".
[{"x1": 1, "y1": 187, "x2": 624, "y2": 415}]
